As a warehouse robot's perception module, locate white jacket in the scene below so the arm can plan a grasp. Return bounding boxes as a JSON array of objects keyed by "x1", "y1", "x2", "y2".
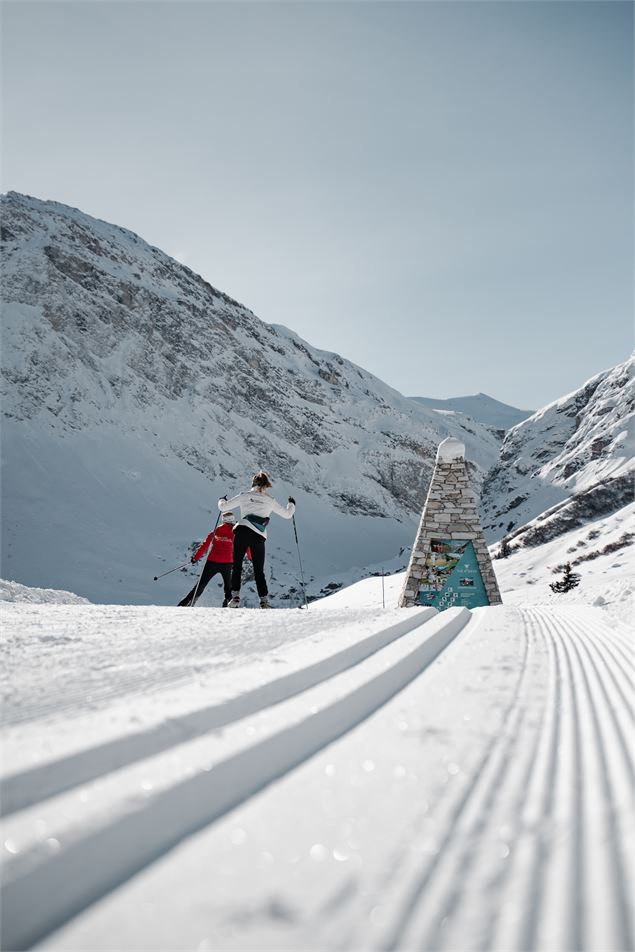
[{"x1": 219, "y1": 490, "x2": 295, "y2": 538}]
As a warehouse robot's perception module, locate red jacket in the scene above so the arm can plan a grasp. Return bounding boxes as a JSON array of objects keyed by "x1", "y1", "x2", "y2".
[
  {"x1": 192, "y1": 524, "x2": 251, "y2": 564},
  {"x1": 193, "y1": 523, "x2": 234, "y2": 563}
]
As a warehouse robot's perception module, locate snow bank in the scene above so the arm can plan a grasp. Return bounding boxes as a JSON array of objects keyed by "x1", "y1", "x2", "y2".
[{"x1": 0, "y1": 578, "x2": 89, "y2": 605}]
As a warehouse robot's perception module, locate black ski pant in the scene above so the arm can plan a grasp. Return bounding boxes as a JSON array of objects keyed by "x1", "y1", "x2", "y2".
[
  {"x1": 178, "y1": 561, "x2": 232, "y2": 606},
  {"x1": 231, "y1": 525, "x2": 267, "y2": 598}
]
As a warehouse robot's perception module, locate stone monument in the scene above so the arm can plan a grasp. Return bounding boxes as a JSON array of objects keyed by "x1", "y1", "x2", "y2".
[{"x1": 399, "y1": 437, "x2": 502, "y2": 610}]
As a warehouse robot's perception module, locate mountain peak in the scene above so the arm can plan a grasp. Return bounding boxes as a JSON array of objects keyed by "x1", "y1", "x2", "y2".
[{"x1": 410, "y1": 393, "x2": 533, "y2": 431}]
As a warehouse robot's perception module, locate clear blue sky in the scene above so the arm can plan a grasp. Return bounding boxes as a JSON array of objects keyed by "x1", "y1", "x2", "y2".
[{"x1": 2, "y1": 0, "x2": 632, "y2": 409}]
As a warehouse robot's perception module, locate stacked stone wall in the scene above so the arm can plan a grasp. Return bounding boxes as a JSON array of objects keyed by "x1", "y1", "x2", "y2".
[{"x1": 399, "y1": 451, "x2": 502, "y2": 608}]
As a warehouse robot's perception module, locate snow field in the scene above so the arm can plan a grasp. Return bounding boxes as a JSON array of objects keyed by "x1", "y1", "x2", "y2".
[
  {"x1": 2, "y1": 606, "x2": 470, "y2": 950},
  {"x1": 1, "y1": 605, "x2": 427, "y2": 777},
  {"x1": 26, "y1": 606, "x2": 634, "y2": 952},
  {"x1": 1, "y1": 606, "x2": 433, "y2": 810}
]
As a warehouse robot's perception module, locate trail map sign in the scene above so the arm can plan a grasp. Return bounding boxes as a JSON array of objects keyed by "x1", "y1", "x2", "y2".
[
  {"x1": 399, "y1": 437, "x2": 502, "y2": 609},
  {"x1": 417, "y1": 539, "x2": 489, "y2": 610}
]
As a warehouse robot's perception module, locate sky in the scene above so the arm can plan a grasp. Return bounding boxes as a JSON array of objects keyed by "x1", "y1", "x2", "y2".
[{"x1": 1, "y1": 0, "x2": 632, "y2": 410}]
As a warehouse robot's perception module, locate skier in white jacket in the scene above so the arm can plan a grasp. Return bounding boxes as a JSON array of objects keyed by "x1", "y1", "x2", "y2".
[{"x1": 219, "y1": 471, "x2": 295, "y2": 608}]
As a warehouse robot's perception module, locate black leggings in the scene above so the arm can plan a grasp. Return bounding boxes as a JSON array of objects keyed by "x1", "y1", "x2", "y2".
[
  {"x1": 178, "y1": 561, "x2": 232, "y2": 606},
  {"x1": 232, "y1": 525, "x2": 267, "y2": 597}
]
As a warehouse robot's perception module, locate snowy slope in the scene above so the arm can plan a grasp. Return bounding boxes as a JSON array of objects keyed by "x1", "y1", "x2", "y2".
[
  {"x1": 481, "y1": 356, "x2": 634, "y2": 544},
  {"x1": 1, "y1": 192, "x2": 501, "y2": 604},
  {"x1": 0, "y1": 578, "x2": 89, "y2": 604},
  {"x1": 410, "y1": 392, "x2": 533, "y2": 431},
  {"x1": 318, "y1": 502, "x2": 634, "y2": 625},
  {"x1": 1, "y1": 599, "x2": 632, "y2": 951}
]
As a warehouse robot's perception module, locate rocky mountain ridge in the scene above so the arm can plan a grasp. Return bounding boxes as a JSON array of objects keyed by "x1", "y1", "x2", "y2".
[
  {"x1": 1, "y1": 191, "x2": 500, "y2": 603},
  {"x1": 1, "y1": 192, "x2": 501, "y2": 508},
  {"x1": 481, "y1": 356, "x2": 634, "y2": 547}
]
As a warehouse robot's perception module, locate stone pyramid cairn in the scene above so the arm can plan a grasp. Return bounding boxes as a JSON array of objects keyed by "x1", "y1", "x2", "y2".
[{"x1": 399, "y1": 437, "x2": 502, "y2": 608}]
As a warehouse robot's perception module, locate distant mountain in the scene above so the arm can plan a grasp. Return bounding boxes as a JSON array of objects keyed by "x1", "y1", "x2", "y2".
[
  {"x1": 481, "y1": 356, "x2": 634, "y2": 546},
  {"x1": 0, "y1": 192, "x2": 501, "y2": 604},
  {"x1": 410, "y1": 393, "x2": 533, "y2": 431}
]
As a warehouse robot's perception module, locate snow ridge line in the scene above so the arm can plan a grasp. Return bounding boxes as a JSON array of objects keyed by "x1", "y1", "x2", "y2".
[
  {"x1": 583, "y1": 634, "x2": 633, "y2": 710},
  {"x1": 589, "y1": 628, "x2": 632, "y2": 668},
  {"x1": 0, "y1": 608, "x2": 470, "y2": 952},
  {"x1": 398, "y1": 613, "x2": 548, "y2": 952},
  {"x1": 567, "y1": 616, "x2": 635, "y2": 783},
  {"x1": 548, "y1": 612, "x2": 586, "y2": 952},
  {"x1": 477, "y1": 613, "x2": 552, "y2": 951},
  {"x1": 1, "y1": 608, "x2": 435, "y2": 817},
  {"x1": 491, "y1": 609, "x2": 562, "y2": 952},
  {"x1": 373, "y1": 611, "x2": 536, "y2": 952},
  {"x1": 504, "y1": 609, "x2": 633, "y2": 952},
  {"x1": 362, "y1": 607, "x2": 634, "y2": 952},
  {"x1": 555, "y1": 614, "x2": 634, "y2": 951}
]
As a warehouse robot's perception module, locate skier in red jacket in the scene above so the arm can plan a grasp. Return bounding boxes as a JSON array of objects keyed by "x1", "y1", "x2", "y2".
[{"x1": 178, "y1": 511, "x2": 237, "y2": 607}]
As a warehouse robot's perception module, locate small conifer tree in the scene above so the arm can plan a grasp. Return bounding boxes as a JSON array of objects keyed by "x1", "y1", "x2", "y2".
[
  {"x1": 549, "y1": 562, "x2": 581, "y2": 594},
  {"x1": 496, "y1": 537, "x2": 512, "y2": 559}
]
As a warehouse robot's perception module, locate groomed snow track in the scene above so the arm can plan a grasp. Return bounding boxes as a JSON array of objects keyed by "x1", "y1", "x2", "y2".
[
  {"x1": 1, "y1": 605, "x2": 633, "y2": 952},
  {"x1": 2, "y1": 606, "x2": 465, "y2": 950},
  {"x1": 2, "y1": 608, "x2": 438, "y2": 814}
]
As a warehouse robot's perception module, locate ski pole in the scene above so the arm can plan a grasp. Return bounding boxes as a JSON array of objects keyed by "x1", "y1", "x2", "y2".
[
  {"x1": 153, "y1": 562, "x2": 190, "y2": 581},
  {"x1": 291, "y1": 514, "x2": 309, "y2": 610},
  {"x1": 190, "y1": 511, "x2": 221, "y2": 607}
]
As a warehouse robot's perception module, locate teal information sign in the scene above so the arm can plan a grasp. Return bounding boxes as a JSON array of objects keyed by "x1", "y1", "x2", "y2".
[{"x1": 417, "y1": 539, "x2": 488, "y2": 610}]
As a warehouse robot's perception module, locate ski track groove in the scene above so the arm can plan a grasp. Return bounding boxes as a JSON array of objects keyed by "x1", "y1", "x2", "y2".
[
  {"x1": 571, "y1": 619, "x2": 635, "y2": 723},
  {"x1": 570, "y1": 621, "x2": 635, "y2": 786},
  {"x1": 561, "y1": 620, "x2": 634, "y2": 950},
  {"x1": 521, "y1": 608, "x2": 633, "y2": 952},
  {"x1": 376, "y1": 619, "x2": 533, "y2": 952},
  {"x1": 3, "y1": 607, "x2": 632, "y2": 952},
  {"x1": 475, "y1": 613, "x2": 551, "y2": 952},
  {"x1": 487, "y1": 608, "x2": 562, "y2": 952},
  {"x1": 587, "y1": 627, "x2": 633, "y2": 672},
  {"x1": 590, "y1": 631, "x2": 633, "y2": 671},
  {"x1": 2, "y1": 611, "x2": 434, "y2": 816},
  {"x1": 504, "y1": 609, "x2": 576, "y2": 952},
  {"x1": 555, "y1": 613, "x2": 585, "y2": 952},
  {"x1": 1, "y1": 609, "x2": 468, "y2": 952},
  {"x1": 410, "y1": 617, "x2": 547, "y2": 952},
  {"x1": 602, "y1": 627, "x2": 633, "y2": 652},
  {"x1": 564, "y1": 619, "x2": 635, "y2": 745}
]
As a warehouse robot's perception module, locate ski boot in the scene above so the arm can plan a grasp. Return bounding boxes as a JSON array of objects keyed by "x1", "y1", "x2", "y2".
[
  {"x1": 259, "y1": 597, "x2": 272, "y2": 609},
  {"x1": 228, "y1": 593, "x2": 240, "y2": 608}
]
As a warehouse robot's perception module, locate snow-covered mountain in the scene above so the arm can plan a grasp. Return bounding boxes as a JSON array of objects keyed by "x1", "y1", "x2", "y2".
[
  {"x1": 481, "y1": 356, "x2": 634, "y2": 545},
  {"x1": 410, "y1": 392, "x2": 533, "y2": 431},
  {"x1": 1, "y1": 192, "x2": 501, "y2": 604}
]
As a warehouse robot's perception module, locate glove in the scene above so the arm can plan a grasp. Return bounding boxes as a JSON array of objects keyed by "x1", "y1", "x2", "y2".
[
  {"x1": 288, "y1": 496, "x2": 296, "y2": 505},
  {"x1": 221, "y1": 495, "x2": 227, "y2": 501},
  {"x1": 190, "y1": 556, "x2": 197, "y2": 564}
]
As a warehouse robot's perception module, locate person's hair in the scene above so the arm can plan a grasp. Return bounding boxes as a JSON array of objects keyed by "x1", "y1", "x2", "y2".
[{"x1": 252, "y1": 471, "x2": 272, "y2": 490}]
